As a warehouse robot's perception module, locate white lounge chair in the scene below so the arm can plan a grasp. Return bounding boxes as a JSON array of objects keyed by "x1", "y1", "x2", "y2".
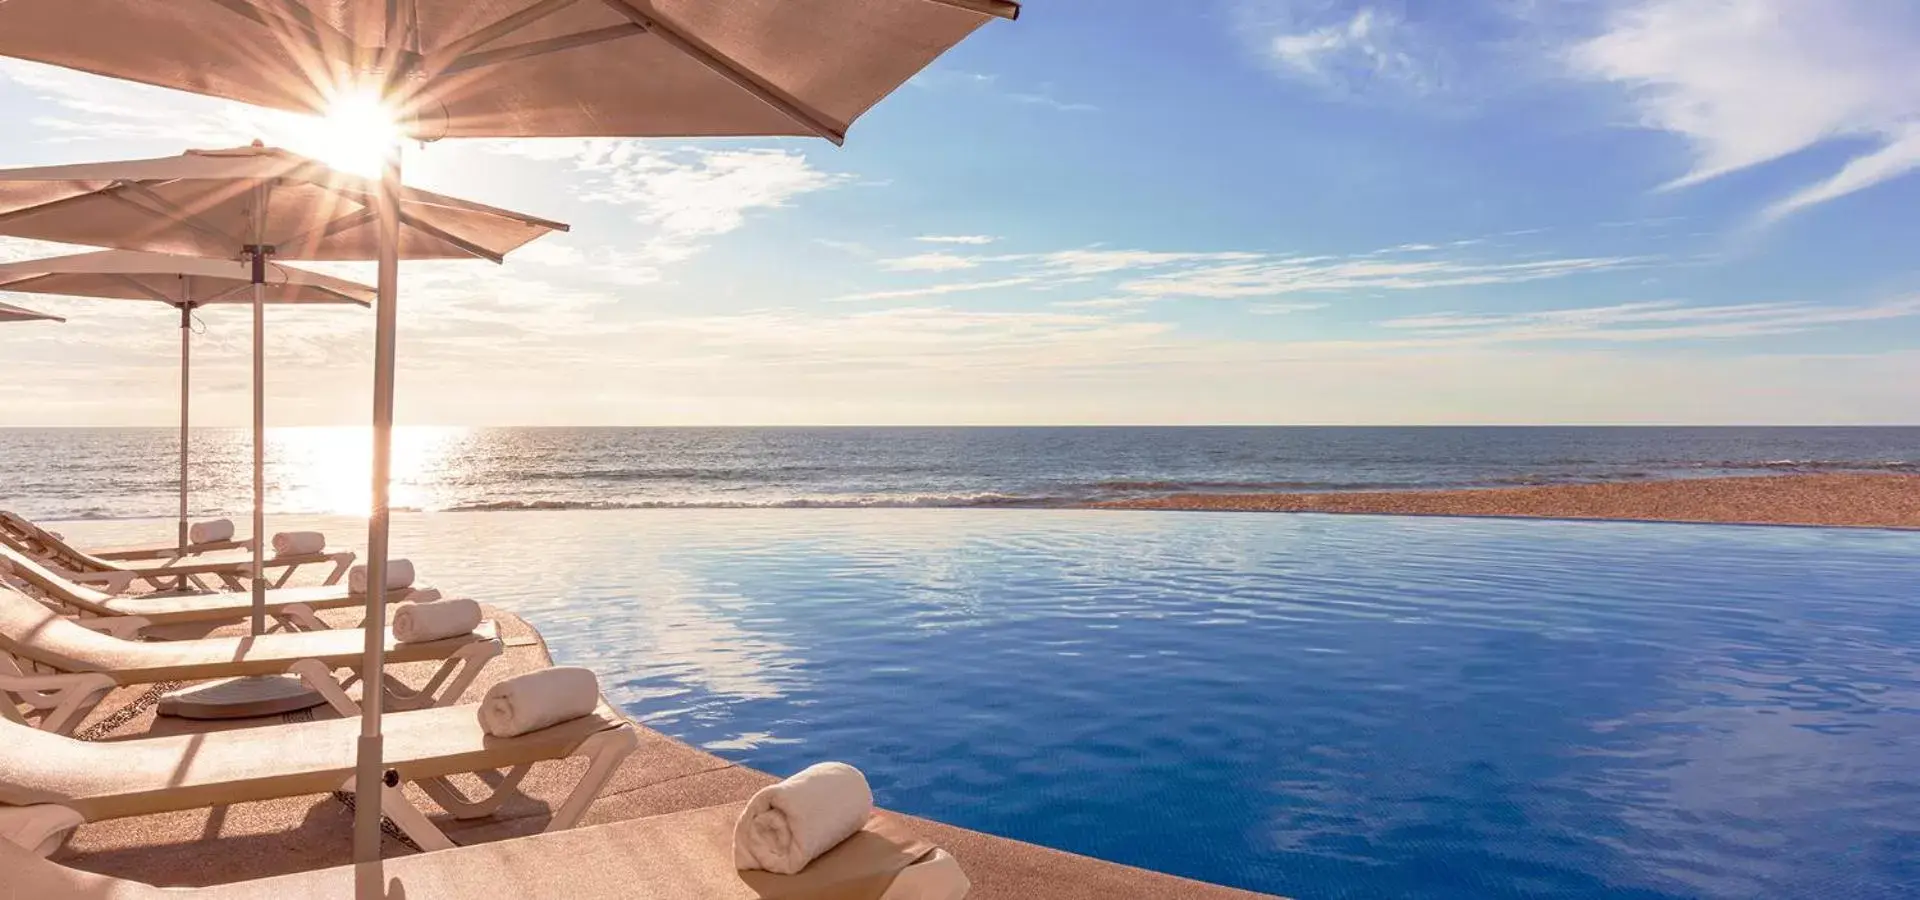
[
  {"x1": 0, "y1": 540, "x2": 428, "y2": 633},
  {"x1": 0, "y1": 584, "x2": 500, "y2": 733},
  {"x1": 0, "y1": 511, "x2": 353, "y2": 593},
  {"x1": 0, "y1": 701, "x2": 638, "y2": 855}
]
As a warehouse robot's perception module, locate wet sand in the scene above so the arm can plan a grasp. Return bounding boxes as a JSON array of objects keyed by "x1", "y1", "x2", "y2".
[{"x1": 1090, "y1": 473, "x2": 1920, "y2": 529}]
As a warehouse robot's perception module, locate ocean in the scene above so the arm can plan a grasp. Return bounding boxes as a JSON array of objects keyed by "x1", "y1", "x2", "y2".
[{"x1": 3, "y1": 425, "x2": 1916, "y2": 521}]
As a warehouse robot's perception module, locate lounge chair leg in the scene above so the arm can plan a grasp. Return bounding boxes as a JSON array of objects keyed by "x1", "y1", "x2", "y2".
[
  {"x1": 288, "y1": 659, "x2": 362, "y2": 716},
  {"x1": 417, "y1": 765, "x2": 533, "y2": 819},
  {"x1": 272, "y1": 604, "x2": 326, "y2": 632},
  {"x1": 321, "y1": 552, "x2": 355, "y2": 586},
  {"x1": 339, "y1": 775, "x2": 457, "y2": 852},
  {"x1": 545, "y1": 724, "x2": 641, "y2": 832},
  {"x1": 384, "y1": 640, "x2": 503, "y2": 711},
  {"x1": 0, "y1": 667, "x2": 115, "y2": 735}
]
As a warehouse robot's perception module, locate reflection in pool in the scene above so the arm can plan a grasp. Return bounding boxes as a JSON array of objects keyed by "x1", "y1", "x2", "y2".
[{"x1": 61, "y1": 509, "x2": 1920, "y2": 898}]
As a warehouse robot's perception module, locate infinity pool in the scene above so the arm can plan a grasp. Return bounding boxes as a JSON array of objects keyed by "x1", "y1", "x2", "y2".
[{"x1": 63, "y1": 509, "x2": 1920, "y2": 897}]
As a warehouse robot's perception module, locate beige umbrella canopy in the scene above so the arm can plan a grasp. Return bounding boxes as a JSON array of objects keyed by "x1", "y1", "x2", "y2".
[
  {"x1": 0, "y1": 147, "x2": 566, "y2": 639},
  {"x1": 0, "y1": 0, "x2": 1019, "y2": 141},
  {"x1": 0, "y1": 250, "x2": 373, "y2": 550},
  {"x1": 0, "y1": 145, "x2": 564, "y2": 261},
  {"x1": 0, "y1": 300, "x2": 63, "y2": 323}
]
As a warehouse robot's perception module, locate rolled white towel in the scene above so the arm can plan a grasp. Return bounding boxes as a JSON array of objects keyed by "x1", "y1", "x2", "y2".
[
  {"x1": 271, "y1": 531, "x2": 327, "y2": 556},
  {"x1": 188, "y1": 518, "x2": 234, "y2": 544},
  {"x1": 477, "y1": 666, "x2": 600, "y2": 738},
  {"x1": 348, "y1": 559, "x2": 415, "y2": 594},
  {"x1": 392, "y1": 596, "x2": 482, "y2": 643},
  {"x1": 734, "y1": 762, "x2": 875, "y2": 875}
]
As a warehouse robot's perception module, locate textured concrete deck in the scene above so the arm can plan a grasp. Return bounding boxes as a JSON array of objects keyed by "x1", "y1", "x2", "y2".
[{"x1": 46, "y1": 603, "x2": 1273, "y2": 899}]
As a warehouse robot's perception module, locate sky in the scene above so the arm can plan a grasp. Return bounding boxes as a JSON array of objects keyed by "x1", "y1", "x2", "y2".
[{"x1": 1, "y1": 0, "x2": 1918, "y2": 426}]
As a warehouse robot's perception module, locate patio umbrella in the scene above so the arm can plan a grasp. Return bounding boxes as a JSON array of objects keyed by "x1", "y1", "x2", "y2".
[
  {"x1": 0, "y1": 250, "x2": 373, "y2": 551},
  {"x1": 0, "y1": 300, "x2": 63, "y2": 323},
  {"x1": 0, "y1": 0, "x2": 1017, "y2": 876},
  {"x1": 0, "y1": 145, "x2": 565, "y2": 641}
]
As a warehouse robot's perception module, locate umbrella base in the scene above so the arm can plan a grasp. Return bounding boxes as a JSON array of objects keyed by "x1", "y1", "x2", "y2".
[{"x1": 157, "y1": 674, "x2": 327, "y2": 720}]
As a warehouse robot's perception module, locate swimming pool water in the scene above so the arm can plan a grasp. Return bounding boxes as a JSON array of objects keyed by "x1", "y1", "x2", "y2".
[{"x1": 67, "y1": 509, "x2": 1920, "y2": 897}]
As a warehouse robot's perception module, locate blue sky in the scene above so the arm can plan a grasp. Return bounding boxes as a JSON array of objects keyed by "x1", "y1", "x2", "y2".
[{"x1": 2, "y1": 0, "x2": 1918, "y2": 425}]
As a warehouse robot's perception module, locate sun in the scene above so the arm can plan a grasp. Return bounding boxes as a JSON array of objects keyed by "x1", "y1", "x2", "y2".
[{"x1": 310, "y1": 87, "x2": 404, "y2": 176}]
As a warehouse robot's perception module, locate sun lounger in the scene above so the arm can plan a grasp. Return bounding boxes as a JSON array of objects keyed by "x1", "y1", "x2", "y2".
[
  {"x1": 0, "y1": 540, "x2": 426, "y2": 632},
  {"x1": 0, "y1": 701, "x2": 638, "y2": 855},
  {"x1": 1, "y1": 509, "x2": 247, "y2": 560},
  {"x1": 0, "y1": 586, "x2": 501, "y2": 731},
  {"x1": 0, "y1": 511, "x2": 353, "y2": 593},
  {"x1": 0, "y1": 800, "x2": 965, "y2": 899}
]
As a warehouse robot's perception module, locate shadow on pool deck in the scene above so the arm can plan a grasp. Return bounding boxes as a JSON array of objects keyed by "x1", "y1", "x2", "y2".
[{"x1": 50, "y1": 604, "x2": 1275, "y2": 899}]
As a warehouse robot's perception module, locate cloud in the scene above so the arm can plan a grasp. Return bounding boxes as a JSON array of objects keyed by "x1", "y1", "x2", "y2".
[
  {"x1": 833, "y1": 276, "x2": 1040, "y2": 303},
  {"x1": 1250, "y1": 302, "x2": 1329, "y2": 315},
  {"x1": 1570, "y1": 0, "x2": 1920, "y2": 216},
  {"x1": 915, "y1": 235, "x2": 998, "y2": 245},
  {"x1": 1266, "y1": 7, "x2": 1421, "y2": 88},
  {"x1": 1117, "y1": 255, "x2": 1639, "y2": 299},
  {"x1": 909, "y1": 71, "x2": 1097, "y2": 113},
  {"x1": 879, "y1": 253, "x2": 980, "y2": 273},
  {"x1": 1377, "y1": 296, "x2": 1920, "y2": 344}
]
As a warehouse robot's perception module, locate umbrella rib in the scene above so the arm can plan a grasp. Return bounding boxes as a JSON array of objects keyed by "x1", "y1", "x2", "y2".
[
  {"x1": 112, "y1": 185, "x2": 247, "y2": 250},
  {"x1": 395, "y1": 212, "x2": 506, "y2": 263},
  {"x1": 0, "y1": 273, "x2": 62, "y2": 292},
  {"x1": 203, "y1": 0, "x2": 359, "y2": 60},
  {"x1": 423, "y1": 0, "x2": 583, "y2": 69},
  {"x1": 596, "y1": 0, "x2": 847, "y2": 144},
  {"x1": 442, "y1": 24, "x2": 646, "y2": 75},
  {"x1": 919, "y1": 0, "x2": 1022, "y2": 19},
  {"x1": 279, "y1": 207, "x2": 379, "y2": 253},
  {"x1": 0, "y1": 185, "x2": 125, "y2": 227},
  {"x1": 106, "y1": 274, "x2": 182, "y2": 305}
]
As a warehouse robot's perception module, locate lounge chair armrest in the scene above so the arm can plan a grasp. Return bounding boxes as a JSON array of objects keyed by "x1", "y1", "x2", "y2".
[
  {"x1": 55, "y1": 568, "x2": 136, "y2": 594},
  {"x1": 74, "y1": 616, "x2": 150, "y2": 640},
  {"x1": 91, "y1": 545, "x2": 180, "y2": 561}
]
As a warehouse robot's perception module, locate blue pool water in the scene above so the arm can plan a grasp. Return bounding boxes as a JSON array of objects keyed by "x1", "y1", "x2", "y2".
[
  {"x1": 479, "y1": 510, "x2": 1920, "y2": 900},
  {"x1": 60, "y1": 509, "x2": 1920, "y2": 897}
]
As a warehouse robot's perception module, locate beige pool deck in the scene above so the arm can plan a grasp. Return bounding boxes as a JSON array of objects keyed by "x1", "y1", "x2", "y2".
[{"x1": 47, "y1": 603, "x2": 1275, "y2": 899}]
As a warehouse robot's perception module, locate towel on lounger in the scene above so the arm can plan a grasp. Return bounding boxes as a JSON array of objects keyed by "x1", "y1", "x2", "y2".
[
  {"x1": 478, "y1": 666, "x2": 600, "y2": 737},
  {"x1": 348, "y1": 559, "x2": 414, "y2": 594},
  {"x1": 392, "y1": 596, "x2": 482, "y2": 643},
  {"x1": 270, "y1": 531, "x2": 326, "y2": 556},
  {"x1": 734, "y1": 762, "x2": 875, "y2": 875},
  {"x1": 188, "y1": 518, "x2": 234, "y2": 544}
]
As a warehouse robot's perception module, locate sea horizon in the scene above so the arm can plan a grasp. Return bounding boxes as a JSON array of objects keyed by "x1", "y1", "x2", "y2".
[{"x1": 6, "y1": 424, "x2": 1916, "y2": 521}]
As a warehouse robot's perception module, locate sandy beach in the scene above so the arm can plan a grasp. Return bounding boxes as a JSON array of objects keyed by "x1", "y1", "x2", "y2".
[{"x1": 1090, "y1": 473, "x2": 1920, "y2": 529}]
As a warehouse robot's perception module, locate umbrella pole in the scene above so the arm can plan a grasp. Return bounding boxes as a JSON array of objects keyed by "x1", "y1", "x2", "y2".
[
  {"x1": 177, "y1": 299, "x2": 191, "y2": 553},
  {"x1": 354, "y1": 139, "x2": 403, "y2": 881},
  {"x1": 249, "y1": 184, "x2": 270, "y2": 636}
]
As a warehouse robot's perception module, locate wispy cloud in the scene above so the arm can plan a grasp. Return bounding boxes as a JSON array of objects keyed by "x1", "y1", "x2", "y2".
[
  {"x1": 915, "y1": 235, "x2": 999, "y2": 245},
  {"x1": 1570, "y1": 0, "x2": 1920, "y2": 218},
  {"x1": 1263, "y1": 7, "x2": 1424, "y2": 91},
  {"x1": 879, "y1": 252, "x2": 981, "y2": 273},
  {"x1": 1378, "y1": 296, "x2": 1920, "y2": 344},
  {"x1": 1116, "y1": 255, "x2": 1639, "y2": 299},
  {"x1": 834, "y1": 276, "x2": 1041, "y2": 303},
  {"x1": 910, "y1": 71, "x2": 1097, "y2": 113}
]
